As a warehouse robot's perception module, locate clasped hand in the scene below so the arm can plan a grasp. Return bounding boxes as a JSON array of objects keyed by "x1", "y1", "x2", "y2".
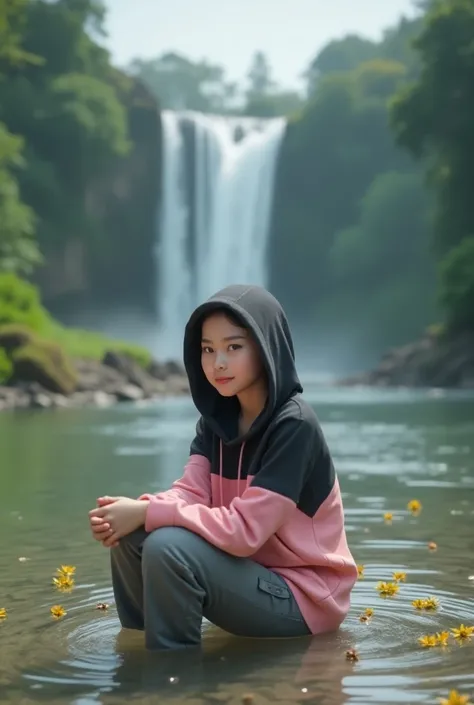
[{"x1": 89, "y1": 496, "x2": 149, "y2": 548}]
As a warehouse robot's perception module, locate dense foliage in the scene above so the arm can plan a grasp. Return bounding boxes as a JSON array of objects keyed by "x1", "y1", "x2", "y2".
[{"x1": 1, "y1": 0, "x2": 473, "y2": 366}]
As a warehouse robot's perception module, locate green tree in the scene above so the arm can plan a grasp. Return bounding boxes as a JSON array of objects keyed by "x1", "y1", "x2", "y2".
[
  {"x1": 439, "y1": 236, "x2": 474, "y2": 332},
  {"x1": 304, "y1": 35, "x2": 378, "y2": 95},
  {"x1": 129, "y1": 52, "x2": 236, "y2": 112},
  {"x1": 390, "y1": 0, "x2": 474, "y2": 254},
  {"x1": 0, "y1": 0, "x2": 42, "y2": 274},
  {"x1": 0, "y1": 0, "x2": 130, "y2": 249},
  {"x1": 390, "y1": 0, "x2": 474, "y2": 332},
  {"x1": 0, "y1": 123, "x2": 40, "y2": 274}
]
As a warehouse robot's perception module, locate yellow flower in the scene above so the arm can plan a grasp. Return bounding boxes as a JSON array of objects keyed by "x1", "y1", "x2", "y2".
[
  {"x1": 428, "y1": 541, "x2": 438, "y2": 551},
  {"x1": 418, "y1": 634, "x2": 438, "y2": 647},
  {"x1": 384, "y1": 512, "x2": 393, "y2": 523},
  {"x1": 439, "y1": 690, "x2": 472, "y2": 705},
  {"x1": 451, "y1": 624, "x2": 474, "y2": 641},
  {"x1": 392, "y1": 571, "x2": 407, "y2": 582},
  {"x1": 0, "y1": 608, "x2": 7, "y2": 620},
  {"x1": 357, "y1": 565, "x2": 365, "y2": 579},
  {"x1": 57, "y1": 565, "x2": 76, "y2": 577},
  {"x1": 376, "y1": 581, "x2": 400, "y2": 597},
  {"x1": 50, "y1": 605, "x2": 66, "y2": 619},
  {"x1": 435, "y1": 631, "x2": 450, "y2": 646},
  {"x1": 407, "y1": 499, "x2": 422, "y2": 515},
  {"x1": 424, "y1": 596, "x2": 440, "y2": 610},
  {"x1": 412, "y1": 597, "x2": 439, "y2": 611},
  {"x1": 53, "y1": 575, "x2": 75, "y2": 592},
  {"x1": 363, "y1": 608, "x2": 374, "y2": 617}
]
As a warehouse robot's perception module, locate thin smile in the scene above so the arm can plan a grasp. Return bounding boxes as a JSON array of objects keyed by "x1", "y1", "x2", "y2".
[{"x1": 214, "y1": 377, "x2": 234, "y2": 384}]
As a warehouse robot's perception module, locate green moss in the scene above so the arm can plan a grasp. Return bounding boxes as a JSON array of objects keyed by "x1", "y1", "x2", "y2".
[
  {"x1": 0, "y1": 348, "x2": 12, "y2": 383},
  {"x1": 11, "y1": 338, "x2": 78, "y2": 395},
  {"x1": 0, "y1": 273, "x2": 152, "y2": 371},
  {"x1": 42, "y1": 321, "x2": 152, "y2": 367}
]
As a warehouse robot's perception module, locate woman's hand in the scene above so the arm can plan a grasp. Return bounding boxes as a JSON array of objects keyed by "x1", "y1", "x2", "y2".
[{"x1": 89, "y1": 497, "x2": 149, "y2": 548}]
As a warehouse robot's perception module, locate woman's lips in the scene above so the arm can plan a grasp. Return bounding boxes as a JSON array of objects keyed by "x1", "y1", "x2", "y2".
[{"x1": 214, "y1": 377, "x2": 234, "y2": 384}]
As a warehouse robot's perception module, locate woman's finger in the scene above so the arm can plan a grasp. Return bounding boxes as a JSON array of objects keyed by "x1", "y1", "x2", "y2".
[
  {"x1": 96, "y1": 496, "x2": 120, "y2": 507},
  {"x1": 102, "y1": 532, "x2": 120, "y2": 548},
  {"x1": 91, "y1": 521, "x2": 110, "y2": 533}
]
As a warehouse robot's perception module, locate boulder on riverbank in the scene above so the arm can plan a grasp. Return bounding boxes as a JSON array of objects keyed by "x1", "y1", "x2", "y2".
[
  {"x1": 339, "y1": 329, "x2": 474, "y2": 389},
  {"x1": 0, "y1": 339, "x2": 189, "y2": 412}
]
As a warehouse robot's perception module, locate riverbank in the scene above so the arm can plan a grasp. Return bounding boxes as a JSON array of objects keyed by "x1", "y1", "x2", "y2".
[
  {"x1": 0, "y1": 351, "x2": 189, "y2": 411},
  {"x1": 340, "y1": 329, "x2": 474, "y2": 389}
]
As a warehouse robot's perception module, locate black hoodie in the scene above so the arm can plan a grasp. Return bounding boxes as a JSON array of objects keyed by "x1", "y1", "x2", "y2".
[
  {"x1": 182, "y1": 284, "x2": 334, "y2": 516},
  {"x1": 141, "y1": 284, "x2": 357, "y2": 635},
  {"x1": 183, "y1": 284, "x2": 303, "y2": 444}
]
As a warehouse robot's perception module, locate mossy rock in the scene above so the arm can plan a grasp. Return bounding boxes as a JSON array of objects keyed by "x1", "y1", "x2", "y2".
[
  {"x1": 0, "y1": 324, "x2": 35, "y2": 353},
  {"x1": 11, "y1": 340, "x2": 78, "y2": 395}
]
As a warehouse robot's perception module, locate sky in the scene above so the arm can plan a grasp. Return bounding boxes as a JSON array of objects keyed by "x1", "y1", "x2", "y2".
[{"x1": 103, "y1": 0, "x2": 418, "y2": 91}]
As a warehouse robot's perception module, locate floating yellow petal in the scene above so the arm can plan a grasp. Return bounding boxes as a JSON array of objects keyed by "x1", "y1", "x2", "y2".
[
  {"x1": 439, "y1": 690, "x2": 472, "y2": 705},
  {"x1": 50, "y1": 605, "x2": 66, "y2": 619},
  {"x1": 95, "y1": 603, "x2": 109, "y2": 610},
  {"x1": 57, "y1": 565, "x2": 76, "y2": 577},
  {"x1": 451, "y1": 624, "x2": 474, "y2": 641},
  {"x1": 376, "y1": 581, "x2": 400, "y2": 597},
  {"x1": 428, "y1": 541, "x2": 438, "y2": 551},
  {"x1": 357, "y1": 565, "x2": 365, "y2": 579},
  {"x1": 0, "y1": 608, "x2": 7, "y2": 620},
  {"x1": 363, "y1": 608, "x2": 374, "y2": 617},
  {"x1": 384, "y1": 512, "x2": 393, "y2": 523},
  {"x1": 407, "y1": 499, "x2": 422, "y2": 515},
  {"x1": 435, "y1": 631, "x2": 450, "y2": 646},
  {"x1": 412, "y1": 597, "x2": 439, "y2": 611},
  {"x1": 412, "y1": 599, "x2": 426, "y2": 610},
  {"x1": 418, "y1": 634, "x2": 438, "y2": 648},
  {"x1": 424, "y1": 596, "x2": 440, "y2": 610},
  {"x1": 53, "y1": 575, "x2": 75, "y2": 592},
  {"x1": 393, "y1": 571, "x2": 407, "y2": 582}
]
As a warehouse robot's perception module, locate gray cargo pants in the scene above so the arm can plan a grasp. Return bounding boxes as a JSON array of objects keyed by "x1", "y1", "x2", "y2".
[{"x1": 110, "y1": 526, "x2": 310, "y2": 650}]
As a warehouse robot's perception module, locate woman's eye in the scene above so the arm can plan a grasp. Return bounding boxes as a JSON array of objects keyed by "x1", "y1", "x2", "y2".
[
  {"x1": 229, "y1": 344, "x2": 242, "y2": 351},
  {"x1": 201, "y1": 347, "x2": 213, "y2": 354}
]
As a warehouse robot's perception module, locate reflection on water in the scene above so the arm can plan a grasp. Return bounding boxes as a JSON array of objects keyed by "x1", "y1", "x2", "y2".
[{"x1": 0, "y1": 388, "x2": 473, "y2": 704}]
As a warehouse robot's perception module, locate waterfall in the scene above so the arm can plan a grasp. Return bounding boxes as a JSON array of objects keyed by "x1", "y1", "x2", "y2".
[{"x1": 156, "y1": 110, "x2": 286, "y2": 359}]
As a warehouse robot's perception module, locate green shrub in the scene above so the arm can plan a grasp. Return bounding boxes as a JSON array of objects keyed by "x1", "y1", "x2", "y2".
[
  {"x1": 0, "y1": 274, "x2": 153, "y2": 370},
  {"x1": 439, "y1": 236, "x2": 474, "y2": 333},
  {"x1": 0, "y1": 272, "x2": 51, "y2": 331},
  {"x1": 0, "y1": 348, "x2": 12, "y2": 383}
]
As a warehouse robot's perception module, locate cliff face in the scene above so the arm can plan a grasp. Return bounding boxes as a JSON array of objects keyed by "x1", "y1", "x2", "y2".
[{"x1": 37, "y1": 78, "x2": 161, "y2": 314}]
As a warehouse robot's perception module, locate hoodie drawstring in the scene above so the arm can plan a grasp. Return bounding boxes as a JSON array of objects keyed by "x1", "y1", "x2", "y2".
[{"x1": 219, "y1": 440, "x2": 246, "y2": 505}]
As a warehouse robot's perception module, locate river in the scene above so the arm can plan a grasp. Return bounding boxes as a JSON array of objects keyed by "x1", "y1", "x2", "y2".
[{"x1": 1, "y1": 385, "x2": 473, "y2": 705}]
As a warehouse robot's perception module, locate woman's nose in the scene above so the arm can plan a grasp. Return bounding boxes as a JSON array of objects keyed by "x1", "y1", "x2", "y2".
[{"x1": 215, "y1": 352, "x2": 227, "y2": 369}]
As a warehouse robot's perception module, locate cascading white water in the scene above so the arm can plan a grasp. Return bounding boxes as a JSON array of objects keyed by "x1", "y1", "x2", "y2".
[{"x1": 156, "y1": 110, "x2": 286, "y2": 359}]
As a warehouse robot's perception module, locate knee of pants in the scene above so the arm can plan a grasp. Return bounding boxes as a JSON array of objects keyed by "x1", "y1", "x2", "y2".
[{"x1": 142, "y1": 526, "x2": 199, "y2": 565}]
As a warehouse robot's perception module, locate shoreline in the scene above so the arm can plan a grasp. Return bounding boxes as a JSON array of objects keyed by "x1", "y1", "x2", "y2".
[
  {"x1": 338, "y1": 330, "x2": 474, "y2": 390},
  {"x1": 0, "y1": 353, "x2": 189, "y2": 411}
]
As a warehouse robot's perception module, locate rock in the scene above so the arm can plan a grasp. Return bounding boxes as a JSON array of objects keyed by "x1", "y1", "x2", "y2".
[
  {"x1": 341, "y1": 330, "x2": 474, "y2": 389},
  {"x1": 31, "y1": 392, "x2": 53, "y2": 409},
  {"x1": 0, "y1": 324, "x2": 34, "y2": 353},
  {"x1": 148, "y1": 359, "x2": 184, "y2": 380},
  {"x1": 103, "y1": 351, "x2": 156, "y2": 396},
  {"x1": 11, "y1": 340, "x2": 77, "y2": 395},
  {"x1": 74, "y1": 357, "x2": 126, "y2": 394},
  {"x1": 115, "y1": 384, "x2": 145, "y2": 402}
]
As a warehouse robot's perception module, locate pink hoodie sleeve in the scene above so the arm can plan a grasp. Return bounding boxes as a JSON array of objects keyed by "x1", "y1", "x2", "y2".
[
  {"x1": 138, "y1": 454, "x2": 211, "y2": 508},
  {"x1": 144, "y1": 416, "x2": 315, "y2": 557}
]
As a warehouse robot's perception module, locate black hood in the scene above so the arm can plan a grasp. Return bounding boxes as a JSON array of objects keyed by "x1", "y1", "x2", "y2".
[{"x1": 183, "y1": 284, "x2": 303, "y2": 445}]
